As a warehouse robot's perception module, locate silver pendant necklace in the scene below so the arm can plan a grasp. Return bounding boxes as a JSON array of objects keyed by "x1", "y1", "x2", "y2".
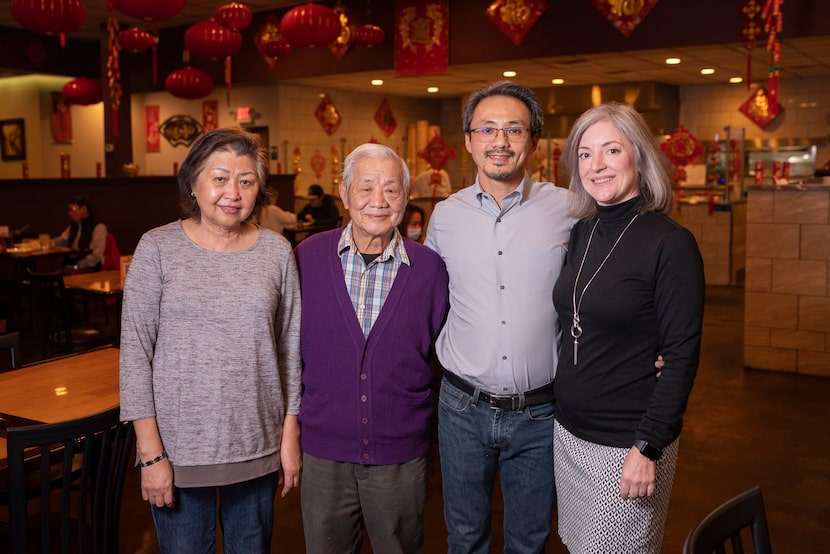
[{"x1": 571, "y1": 213, "x2": 639, "y2": 365}]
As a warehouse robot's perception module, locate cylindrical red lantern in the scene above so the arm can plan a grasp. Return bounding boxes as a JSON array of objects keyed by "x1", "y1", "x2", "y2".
[
  {"x1": 11, "y1": 0, "x2": 86, "y2": 47},
  {"x1": 62, "y1": 78, "x2": 102, "y2": 105},
  {"x1": 165, "y1": 67, "x2": 214, "y2": 99},
  {"x1": 184, "y1": 20, "x2": 243, "y2": 60},
  {"x1": 117, "y1": 27, "x2": 156, "y2": 52},
  {"x1": 353, "y1": 24, "x2": 385, "y2": 47},
  {"x1": 259, "y1": 37, "x2": 291, "y2": 59},
  {"x1": 110, "y1": 0, "x2": 185, "y2": 23},
  {"x1": 215, "y1": 2, "x2": 252, "y2": 32},
  {"x1": 280, "y1": 3, "x2": 341, "y2": 48}
]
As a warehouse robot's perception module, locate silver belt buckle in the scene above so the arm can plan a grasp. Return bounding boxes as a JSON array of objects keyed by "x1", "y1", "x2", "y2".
[{"x1": 488, "y1": 393, "x2": 520, "y2": 411}]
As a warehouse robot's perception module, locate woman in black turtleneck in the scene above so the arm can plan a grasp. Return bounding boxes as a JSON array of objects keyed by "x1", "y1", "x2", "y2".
[
  {"x1": 552, "y1": 102, "x2": 705, "y2": 553},
  {"x1": 55, "y1": 195, "x2": 108, "y2": 271}
]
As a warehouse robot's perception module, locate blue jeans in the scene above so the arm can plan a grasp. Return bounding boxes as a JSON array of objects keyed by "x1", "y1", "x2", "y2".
[
  {"x1": 438, "y1": 376, "x2": 555, "y2": 554},
  {"x1": 151, "y1": 472, "x2": 279, "y2": 554}
]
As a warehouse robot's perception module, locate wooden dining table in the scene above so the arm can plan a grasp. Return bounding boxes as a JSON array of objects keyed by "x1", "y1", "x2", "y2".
[
  {"x1": 0, "y1": 346, "x2": 120, "y2": 469},
  {"x1": 63, "y1": 269, "x2": 123, "y2": 296}
]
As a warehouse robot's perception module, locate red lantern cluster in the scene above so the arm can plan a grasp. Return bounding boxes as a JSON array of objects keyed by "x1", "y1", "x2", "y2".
[
  {"x1": 215, "y1": 2, "x2": 252, "y2": 32},
  {"x1": 280, "y1": 3, "x2": 341, "y2": 48},
  {"x1": 185, "y1": 19, "x2": 243, "y2": 60},
  {"x1": 165, "y1": 67, "x2": 214, "y2": 99},
  {"x1": 11, "y1": 0, "x2": 86, "y2": 48},
  {"x1": 354, "y1": 24, "x2": 385, "y2": 47},
  {"x1": 62, "y1": 78, "x2": 102, "y2": 105}
]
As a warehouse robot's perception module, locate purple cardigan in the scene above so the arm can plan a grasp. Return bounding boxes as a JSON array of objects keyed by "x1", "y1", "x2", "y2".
[{"x1": 295, "y1": 229, "x2": 449, "y2": 465}]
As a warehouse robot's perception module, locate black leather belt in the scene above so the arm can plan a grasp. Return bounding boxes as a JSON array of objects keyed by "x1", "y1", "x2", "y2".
[{"x1": 443, "y1": 371, "x2": 555, "y2": 411}]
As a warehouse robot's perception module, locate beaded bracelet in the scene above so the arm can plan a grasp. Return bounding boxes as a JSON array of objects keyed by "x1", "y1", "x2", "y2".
[{"x1": 137, "y1": 450, "x2": 168, "y2": 468}]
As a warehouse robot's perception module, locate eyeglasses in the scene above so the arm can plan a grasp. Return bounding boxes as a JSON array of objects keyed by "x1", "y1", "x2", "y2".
[{"x1": 469, "y1": 127, "x2": 531, "y2": 141}]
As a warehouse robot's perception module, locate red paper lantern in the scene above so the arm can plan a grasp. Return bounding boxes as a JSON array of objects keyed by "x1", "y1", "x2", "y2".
[
  {"x1": 110, "y1": 0, "x2": 185, "y2": 23},
  {"x1": 353, "y1": 24, "x2": 385, "y2": 47},
  {"x1": 215, "y1": 2, "x2": 252, "y2": 32},
  {"x1": 117, "y1": 28, "x2": 156, "y2": 52},
  {"x1": 11, "y1": 0, "x2": 86, "y2": 47},
  {"x1": 280, "y1": 3, "x2": 341, "y2": 48},
  {"x1": 184, "y1": 19, "x2": 243, "y2": 60},
  {"x1": 62, "y1": 78, "x2": 102, "y2": 105},
  {"x1": 165, "y1": 67, "x2": 214, "y2": 99},
  {"x1": 259, "y1": 37, "x2": 291, "y2": 59}
]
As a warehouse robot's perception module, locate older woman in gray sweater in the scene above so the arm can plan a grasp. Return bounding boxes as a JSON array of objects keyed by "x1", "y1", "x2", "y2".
[{"x1": 119, "y1": 127, "x2": 301, "y2": 553}]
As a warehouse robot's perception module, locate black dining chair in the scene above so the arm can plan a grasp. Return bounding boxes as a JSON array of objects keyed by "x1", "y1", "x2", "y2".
[
  {"x1": 6, "y1": 406, "x2": 135, "y2": 554},
  {"x1": 0, "y1": 330, "x2": 21, "y2": 371},
  {"x1": 683, "y1": 485, "x2": 773, "y2": 554},
  {"x1": 25, "y1": 269, "x2": 115, "y2": 356}
]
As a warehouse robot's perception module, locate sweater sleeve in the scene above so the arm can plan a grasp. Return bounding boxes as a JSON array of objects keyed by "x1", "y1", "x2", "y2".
[
  {"x1": 276, "y1": 249, "x2": 302, "y2": 416},
  {"x1": 635, "y1": 225, "x2": 705, "y2": 448}
]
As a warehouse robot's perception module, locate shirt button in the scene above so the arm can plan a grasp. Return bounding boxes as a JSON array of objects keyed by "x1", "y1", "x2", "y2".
[
  {"x1": 500, "y1": 285, "x2": 505, "y2": 290},
  {"x1": 362, "y1": 453, "x2": 370, "y2": 460},
  {"x1": 361, "y1": 395, "x2": 367, "y2": 402},
  {"x1": 362, "y1": 418, "x2": 368, "y2": 424},
  {"x1": 496, "y1": 218, "x2": 502, "y2": 223},
  {"x1": 502, "y1": 355, "x2": 508, "y2": 360},
  {"x1": 502, "y1": 320, "x2": 506, "y2": 326},
  {"x1": 498, "y1": 250, "x2": 503, "y2": 255},
  {"x1": 362, "y1": 438, "x2": 369, "y2": 445},
  {"x1": 360, "y1": 373, "x2": 367, "y2": 380}
]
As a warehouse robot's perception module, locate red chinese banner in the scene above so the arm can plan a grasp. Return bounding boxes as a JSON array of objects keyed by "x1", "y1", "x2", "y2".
[
  {"x1": 51, "y1": 92, "x2": 72, "y2": 143},
  {"x1": 394, "y1": 0, "x2": 449, "y2": 77},
  {"x1": 592, "y1": 0, "x2": 659, "y2": 37},
  {"x1": 485, "y1": 0, "x2": 548, "y2": 46},
  {"x1": 145, "y1": 105, "x2": 160, "y2": 153},
  {"x1": 203, "y1": 100, "x2": 218, "y2": 132}
]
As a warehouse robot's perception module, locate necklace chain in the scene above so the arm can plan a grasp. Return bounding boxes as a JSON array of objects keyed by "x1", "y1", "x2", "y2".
[{"x1": 570, "y1": 214, "x2": 639, "y2": 365}]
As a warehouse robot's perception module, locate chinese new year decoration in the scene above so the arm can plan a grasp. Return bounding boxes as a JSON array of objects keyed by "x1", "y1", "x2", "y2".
[
  {"x1": 165, "y1": 67, "x2": 215, "y2": 99},
  {"x1": 329, "y1": 1, "x2": 355, "y2": 61},
  {"x1": 591, "y1": 0, "x2": 659, "y2": 37},
  {"x1": 310, "y1": 150, "x2": 326, "y2": 180},
  {"x1": 485, "y1": 0, "x2": 548, "y2": 46},
  {"x1": 106, "y1": 17, "x2": 122, "y2": 136},
  {"x1": 117, "y1": 29, "x2": 157, "y2": 84},
  {"x1": 762, "y1": 0, "x2": 783, "y2": 105},
  {"x1": 354, "y1": 24, "x2": 385, "y2": 47},
  {"x1": 394, "y1": 0, "x2": 449, "y2": 77},
  {"x1": 11, "y1": 0, "x2": 86, "y2": 48},
  {"x1": 738, "y1": 86, "x2": 781, "y2": 129},
  {"x1": 374, "y1": 99, "x2": 398, "y2": 137},
  {"x1": 661, "y1": 125, "x2": 703, "y2": 184},
  {"x1": 62, "y1": 78, "x2": 102, "y2": 105},
  {"x1": 740, "y1": 0, "x2": 762, "y2": 88},
  {"x1": 418, "y1": 132, "x2": 456, "y2": 206},
  {"x1": 280, "y1": 3, "x2": 341, "y2": 48},
  {"x1": 315, "y1": 94, "x2": 342, "y2": 136},
  {"x1": 254, "y1": 13, "x2": 291, "y2": 69},
  {"x1": 215, "y1": 2, "x2": 252, "y2": 32}
]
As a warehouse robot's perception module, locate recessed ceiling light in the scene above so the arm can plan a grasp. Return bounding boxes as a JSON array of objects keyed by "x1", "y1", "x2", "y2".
[
  {"x1": 551, "y1": 78, "x2": 565, "y2": 85},
  {"x1": 370, "y1": 79, "x2": 383, "y2": 86},
  {"x1": 427, "y1": 86, "x2": 439, "y2": 93},
  {"x1": 503, "y1": 70, "x2": 517, "y2": 77},
  {"x1": 700, "y1": 68, "x2": 715, "y2": 75},
  {"x1": 665, "y1": 57, "x2": 681, "y2": 65},
  {"x1": 729, "y1": 76, "x2": 743, "y2": 84}
]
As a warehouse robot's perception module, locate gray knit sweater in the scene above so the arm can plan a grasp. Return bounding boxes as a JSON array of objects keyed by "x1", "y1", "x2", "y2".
[{"x1": 119, "y1": 221, "x2": 301, "y2": 473}]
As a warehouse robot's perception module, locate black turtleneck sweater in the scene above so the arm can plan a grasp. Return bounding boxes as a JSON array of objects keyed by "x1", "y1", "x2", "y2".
[{"x1": 553, "y1": 197, "x2": 704, "y2": 450}]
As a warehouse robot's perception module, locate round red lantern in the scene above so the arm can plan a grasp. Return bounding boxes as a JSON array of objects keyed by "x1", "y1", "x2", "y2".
[
  {"x1": 110, "y1": 0, "x2": 185, "y2": 23},
  {"x1": 117, "y1": 28, "x2": 156, "y2": 52},
  {"x1": 165, "y1": 67, "x2": 214, "y2": 99},
  {"x1": 353, "y1": 24, "x2": 385, "y2": 47},
  {"x1": 259, "y1": 37, "x2": 291, "y2": 59},
  {"x1": 62, "y1": 78, "x2": 102, "y2": 105},
  {"x1": 184, "y1": 19, "x2": 243, "y2": 60},
  {"x1": 11, "y1": 0, "x2": 86, "y2": 47},
  {"x1": 280, "y1": 3, "x2": 341, "y2": 48},
  {"x1": 215, "y1": 2, "x2": 252, "y2": 32}
]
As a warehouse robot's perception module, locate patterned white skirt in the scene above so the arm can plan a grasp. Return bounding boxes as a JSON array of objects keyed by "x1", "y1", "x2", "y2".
[{"x1": 554, "y1": 420, "x2": 679, "y2": 554}]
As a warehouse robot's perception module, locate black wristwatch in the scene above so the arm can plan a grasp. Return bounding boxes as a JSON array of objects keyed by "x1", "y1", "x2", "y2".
[{"x1": 633, "y1": 439, "x2": 662, "y2": 461}]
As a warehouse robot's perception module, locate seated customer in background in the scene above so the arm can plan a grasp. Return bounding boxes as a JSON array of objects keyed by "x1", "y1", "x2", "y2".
[
  {"x1": 397, "y1": 204, "x2": 426, "y2": 243},
  {"x1": 254, "y1": 187, "x2": 297, "y2": 234},
  {"x1": 54, "y1": 195, "x2": 107, "y2": 273},
  {"x1": 297, "y1": 184, "x2": 340, "y2": 232}
]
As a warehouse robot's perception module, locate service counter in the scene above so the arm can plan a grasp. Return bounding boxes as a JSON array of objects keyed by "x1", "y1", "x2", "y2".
[{"x1": 743, "y1": 183, "x2": 830, "y2": 376}]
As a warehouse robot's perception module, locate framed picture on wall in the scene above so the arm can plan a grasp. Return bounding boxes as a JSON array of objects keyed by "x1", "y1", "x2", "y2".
[{"x1": 0, "y1": 118, "x2": 26, "y2": 161}]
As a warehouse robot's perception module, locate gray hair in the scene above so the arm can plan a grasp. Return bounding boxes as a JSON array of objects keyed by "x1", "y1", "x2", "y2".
[
  {"x1": 342, "y1": 143, "x2": 411, "y2": 196},
  {"x1": 563, "y1": 102, "x2": 673, "y2": 220}
]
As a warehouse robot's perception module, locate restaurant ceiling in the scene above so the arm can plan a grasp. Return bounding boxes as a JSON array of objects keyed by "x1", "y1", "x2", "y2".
[{"x1": 0, "y1": 1, "x2": 828, "y2": 98}]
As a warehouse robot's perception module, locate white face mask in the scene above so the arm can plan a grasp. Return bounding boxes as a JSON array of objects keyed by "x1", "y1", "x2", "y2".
[{"x1": 406, "y1": 226, "x2": 422, "y2": 240}]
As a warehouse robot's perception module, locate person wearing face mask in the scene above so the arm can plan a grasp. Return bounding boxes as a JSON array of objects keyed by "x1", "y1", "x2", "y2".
[
  {"x1": 295, "y1": 143, "x2": 448, "y2": 553},
  {"x1": 398, "y1": 204, "x2": 426, "y2": 243}
]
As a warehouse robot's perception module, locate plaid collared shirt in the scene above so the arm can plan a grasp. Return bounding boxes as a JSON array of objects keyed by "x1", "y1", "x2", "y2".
[{"x1": 338, "y1": 222, "x2": 411, "y2": 337}]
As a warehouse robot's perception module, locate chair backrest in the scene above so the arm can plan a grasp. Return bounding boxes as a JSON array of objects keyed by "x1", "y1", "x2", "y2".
[
  {"x1": 102, "y1": 232, "x2": 120, "y2": 271},
  {"x1": 683, "y1": 486, "x2": 772, "y2": 554},
  {"x1": 0, "y1": 331, "x2": 21, "y2": 370},
  {"x1": 7, "y1": 406, "x2": 135, "y2": 554},
  {"x1": 26, "y1": 269, "x2": 73, "y2": 354}
]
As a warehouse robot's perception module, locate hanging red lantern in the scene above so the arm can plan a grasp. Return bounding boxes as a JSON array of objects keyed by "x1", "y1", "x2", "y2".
[
  {"x1": 110, "y1": 0, "x2": 185, "y2": 23},
  {"x1": 165, "y1": 67, "x2": 214, "y2": 99},
  {"x1": 215, "y1": 2, "x2": 252, "y2": 32},
  {"x1": 11, "y1": 0, "x2": 86, "y2": 48},
  {"x1": 62, "y1": 78, "x2": 102, "y2": 105},
  {"x1": 353, "y1": 24, "x2": 385, "y2": 47},
  {"x1": 259, "y1": 37, "x2": 291, "y2": 59},
  {"x1": 185, "y1": 20, "x2": 243, "y2": 60},
  {"x1": 117, "y1": 27, "x2": 155, "y2": 52},
  {"x1": 280, "y1": 3, "x2": 341, "y2": 48}
]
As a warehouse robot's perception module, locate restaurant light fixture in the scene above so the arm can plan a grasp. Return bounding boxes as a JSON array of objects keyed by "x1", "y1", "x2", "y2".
[
  {"x1": 729, "y1": 76, "x2": 744, "y2": 84},
  {"x1": 551, "y1": 78, "x2": 565, "y2": 85},
  {"x1": 503, "y1": 70, "x2": 517, "y2": 77},
  {"x1": 665, "y1": 57, "x2": 681, "y2": 65},
  {"x1": 371, "y1": 79, "x2": 384, "y2": 86},
  {"x1": 427, "y1": 86, "x2": 439, "y2": 93},
  {"x1": 700, "y1": 68, "x2": 715, "y2": 75}
]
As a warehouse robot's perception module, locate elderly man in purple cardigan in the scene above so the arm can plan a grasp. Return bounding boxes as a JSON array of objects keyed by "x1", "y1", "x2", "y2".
[{"x1": 294, "y1": 143, "x2": 449, "y2": 554}]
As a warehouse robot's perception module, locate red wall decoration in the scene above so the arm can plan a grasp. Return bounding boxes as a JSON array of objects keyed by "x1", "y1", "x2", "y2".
[{"x1": 394, "y1": 0, "x2": 449, "y2": 77}]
